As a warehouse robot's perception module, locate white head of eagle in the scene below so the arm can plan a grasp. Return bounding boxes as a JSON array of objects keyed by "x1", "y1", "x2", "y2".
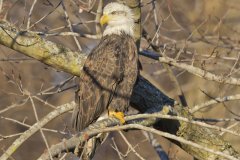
[{"x1": 100, "y1": 2, "x2": 134, "y2": 37}]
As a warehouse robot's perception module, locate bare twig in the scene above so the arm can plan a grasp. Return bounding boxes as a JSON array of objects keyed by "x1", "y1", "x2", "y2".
[
  {"x1": 29, "y1": 1, "x2": 62, "y2": 29},
  {"x1": 190, "y1": 94, "x2": 240, "y2": 113},
  {"x1": 29, "y1": 96, "x2": 53, "y2": 160},
  {"x1": 220, "y1": 122, "x2": 239, "y2": 136},
  {"x1": 111, "y1": 137, "x2": 125, "y2": 160},
  {"x1": 62, "y1": 0, "x2": 82, "y2": 51},
  {"x1": 0, "y1": 132, "x2": 23, "y2": 141},
  {"x1": 0, "y1": 116, "x2": 68, "y2": 135},
  {"x1": 118, "y1": 131, "x2": 145, "y2": 160},
  {"x1": 95, "y1": 0, "x2": 103, "y2": 35},
  {"x1": 27, "y1": 0, "x2": 38, "y2": 29},
  {"x1": 0, "y1": 98, "x2": 29, "y2": 114},
  {"x1": 142, "y1": 131, "x2": 169, "y2": 160},
  {"x1": 0, "y1": 0, "x2": 3, "y2": 13}
]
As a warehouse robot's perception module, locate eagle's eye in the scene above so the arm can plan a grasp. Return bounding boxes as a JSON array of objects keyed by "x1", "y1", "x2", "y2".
[
  {"x1": 111, "y1": 11, "x2": 117, "y2": 15},
  {"x1": 110, "y1": 11, "x2": 126, "y2": 16}
]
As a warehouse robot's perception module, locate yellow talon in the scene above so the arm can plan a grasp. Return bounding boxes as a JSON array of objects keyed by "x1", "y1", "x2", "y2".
[{"x1": 109, "y1": 111, "x2": 125, "y2": 124}]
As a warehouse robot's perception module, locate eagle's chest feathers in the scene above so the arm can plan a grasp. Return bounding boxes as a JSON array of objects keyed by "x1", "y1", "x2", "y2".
[
  {"x1": 103, "y1": 34, "x2": 136, "y2": 60},
  {"x1": 97, "y1": 34, "x2": 136, "y2": 79}
]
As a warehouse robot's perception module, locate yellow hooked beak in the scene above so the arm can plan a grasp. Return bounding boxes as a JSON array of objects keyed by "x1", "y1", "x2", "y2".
[{"x1": 100, "y1": 14, "x2": 110, "y2": 26}]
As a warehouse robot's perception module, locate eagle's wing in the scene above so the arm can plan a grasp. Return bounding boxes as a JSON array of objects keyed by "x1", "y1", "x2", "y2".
[{"x1": 72, "y1": 36, "x2": 125, "y2": 131}]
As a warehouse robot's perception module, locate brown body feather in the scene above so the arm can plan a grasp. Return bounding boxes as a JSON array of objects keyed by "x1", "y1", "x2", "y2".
[{"x1": 72, "y1": 33, "x2": 139, "y2": 131}]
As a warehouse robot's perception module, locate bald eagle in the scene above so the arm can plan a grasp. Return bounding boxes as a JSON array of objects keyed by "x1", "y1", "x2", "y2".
[{"x1": 72, "y1": 2, "x2": 139, "y2": 131}]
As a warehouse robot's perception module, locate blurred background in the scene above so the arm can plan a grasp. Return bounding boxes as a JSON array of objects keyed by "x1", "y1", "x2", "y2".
[{"x1": 0, "y1": 0, "x2": 240, "y2": 159}]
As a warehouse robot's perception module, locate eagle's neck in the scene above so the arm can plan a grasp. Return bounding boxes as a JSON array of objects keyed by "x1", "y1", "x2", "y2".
[{"x1": 103, "y1": 23, "x2": 134, "y2": 37}]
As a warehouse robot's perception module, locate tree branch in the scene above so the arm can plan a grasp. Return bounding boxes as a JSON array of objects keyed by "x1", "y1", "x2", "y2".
[{"x1": 37, "y1": 111, "x2": 240, "y2": 160}]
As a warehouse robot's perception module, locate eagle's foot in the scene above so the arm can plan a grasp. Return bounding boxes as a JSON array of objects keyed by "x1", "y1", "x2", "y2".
[{"x1": 109, "y1": 111, "x2": 125, "y2": 124}]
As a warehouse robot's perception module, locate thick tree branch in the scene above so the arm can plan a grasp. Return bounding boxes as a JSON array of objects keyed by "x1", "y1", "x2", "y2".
[
  {"x1": 159, "y1": 56, "x2": 240, "y2": 86},
  {"x1": 37, "y1": 111, "x2": 240, "y2": 160},
  {"x1": 140, "y1": 50, "x2": 240, "y2": 86}
]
